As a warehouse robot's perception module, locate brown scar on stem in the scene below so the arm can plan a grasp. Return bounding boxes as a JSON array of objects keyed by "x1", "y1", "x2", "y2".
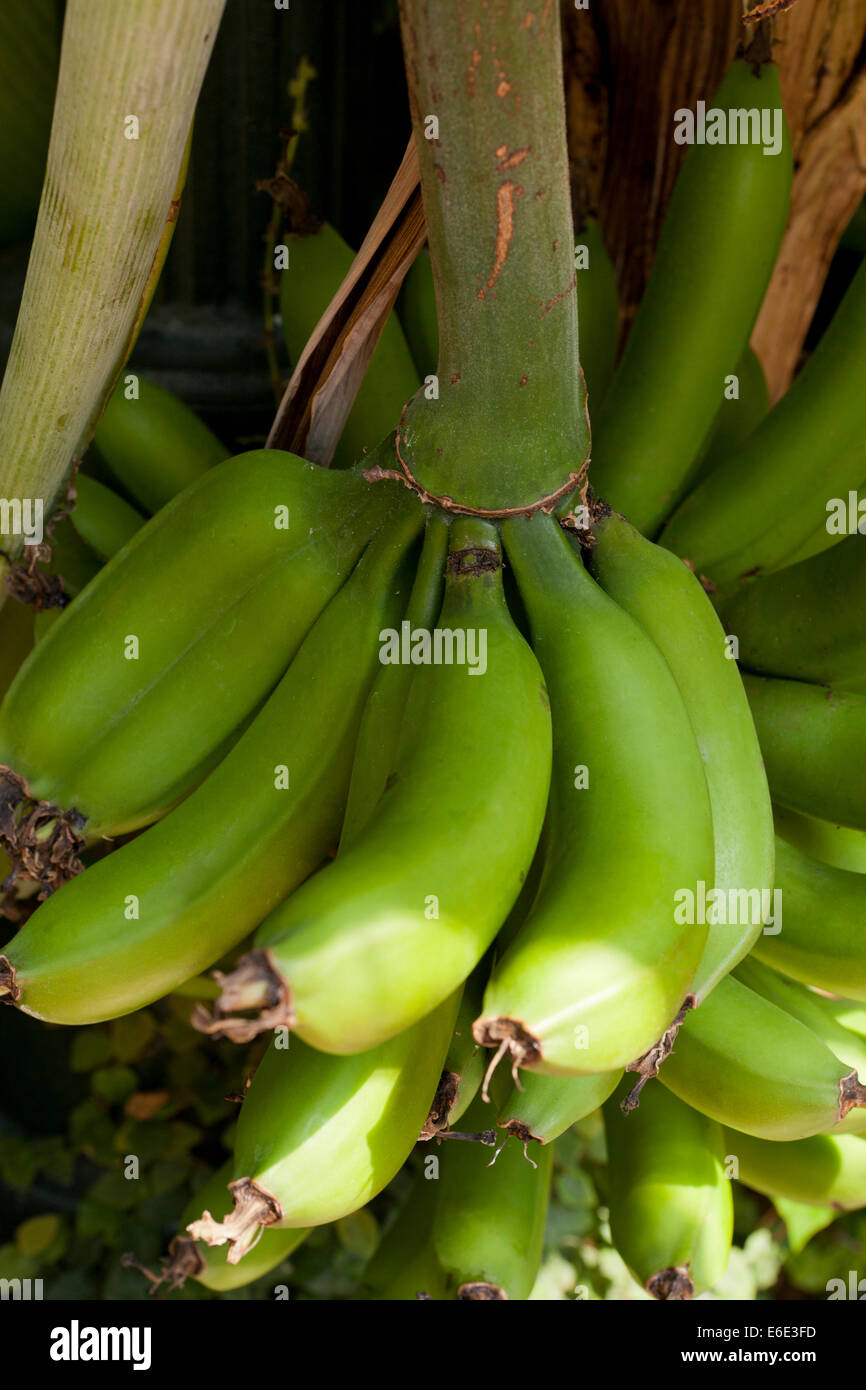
[
  {"x1": 539, "y1": 274, "x2": 577, "y2": 318},
  {"x1": 190, "y1": 949, "x2": 295, "y2": 1044},
  {"x1": 496, "y1": 147, "x2": 530, "y2": 172},
  {"x1": 620, "y1": 996, "x2": 697, "y2": 1113},
  {"x1": 186, "y1": 1177, "x2": 283, "y2": 1266},
  {"x1": 481, "y1": 180, "x2": 522, "y2": 296},
  {"x1": 458, "y1": 1282, "x2": 508, "y2": 1300},
  {"x1": 467, "y1": 47, "x2": 482, "y2": 97},
  {"x1": 839, "y1": 1071, "x2": 866, "y2": 1121},
  {"x1": 473, "y1": 1017, "x2": 543, "y2": 1100},
  {"x1": 647, "y1": 1266, "x2": 695, "y2": 1301}
]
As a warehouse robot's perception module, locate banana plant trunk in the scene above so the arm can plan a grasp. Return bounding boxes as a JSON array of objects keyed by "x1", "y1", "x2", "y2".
[{"x1": 396, "y1": 0, "x2": 589, "y2": 515}]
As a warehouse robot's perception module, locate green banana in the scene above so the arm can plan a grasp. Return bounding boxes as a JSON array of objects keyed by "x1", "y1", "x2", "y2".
[
  {"x1": 604, "y1": 1078, "x2": 733, "y2": 1299},
  {"x1": 774, "y1": 802, "x2": 866, "y2": 874},
  {"x1": 0, "y1": 452, "x2": 396, "y2": 860},
  {"x1": 723, "y1": 1127, "x2": 866, "y2": 1213},
  {"x1": 587, "y1": 507, "x2": 774, "y2": 999},
  {"x1": 0, "y1": 507, "x2": 417, "y2": 1023},
  {"x1": 743, "y1": 675, "x2": 866, "y2": 830},
  {"x1": 339, "y1": 511, "x2": 448, "y2": 850},
  {"x1": 750, "y1": 836, "x2": 866, "y2": 1000},
  {"x1": 660, "y1": 255, "x2": 866, "y2": 594},
  {"x1": 658, "y1": 972, "x2": 866, "y2": 1141},
  {"x1": 91, "y1": 376, "x2": 227, "y2": 515},
  {"x1": 0, "y1": 0, "x2": 59, "y2": 247},
  {"x1": 688, "y1": 345, "x2": 770, "y2": 490},
  {"x1": 398, "y1": 247, "x2": 439, "y2": 381},
  {"x1": 148, "y1": 1160, "x2": 310, "y2": 1293},
  {"x1": 574, "y1": 217, "x2": 619, "y2": 410},
  {"x1": 280, "y1": 220, "x2": 419, "y2": 469},
  {"x1": 474, "y1": 513, "x2": 713, "y2": 1078},
  {"x1": 734, "y1": 957, "x2": 866, "y2": 1095},
  {"x1": 186, "y1": 991, "x2": 460, "y2": 1260},
  {"x1": 422, "y1": 961, "x2": 489, "y2": 1139},
  {"x1": 826, "y1": 998, "x2": 866, "y2": 1043},
  {"x1": 199, "y1": 518, "x2": 552, "y2": 1056},
  {"x1": 69, "y1": 474, "x2": 146, "y2": 561},
  {"x1": 431, "y1": 1093, "x2": 553, "y2": 1299},
  {"x1": 590, "y1": 59, "x2": 792, "y2": 535},
  {"x1": 722, "y1": 531, "x2": 866, "y2": 693},
  {"x1": 358, "y1": 1171, "x2": 448, "y2": 1300},
  {"x1": 497, "y1": 1068, "x2": 621, "y2": 1151}
]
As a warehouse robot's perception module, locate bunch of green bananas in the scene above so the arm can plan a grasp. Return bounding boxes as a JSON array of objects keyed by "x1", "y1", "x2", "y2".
[{"x1": 5, "y1": 40, "x2": 866, "y2": 1306}]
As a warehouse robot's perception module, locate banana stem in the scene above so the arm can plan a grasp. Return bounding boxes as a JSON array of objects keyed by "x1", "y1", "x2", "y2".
[{"x1": 396, "y1": 0, "x2": 589, "y2": 513}]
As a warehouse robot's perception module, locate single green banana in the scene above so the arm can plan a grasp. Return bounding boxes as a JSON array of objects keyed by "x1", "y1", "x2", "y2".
[
  {"x1": 280, "y1": 220, "x2": 419, "y2": 469},
  {"x1": 658, "y1": 973, "x2": 866, "y2": 1141},
  {"x1": 774, "y1": 802, "x2": 866, "y2": 874},
  {"x1": 339, "y1": 510, "x2": 448, "y2": 850},
  {"x1": 431, "y1": 1093, "x2": 553, "y2": 1300},
  {"x1": 149, "y1": 1160, "x2": 310, "y2": 1293},
  {"x1": 722, "y1": 531, "x2": 866, "y2": 693},
  {"x1": 69, "y1": 474, "x2": 146, "y2": 561},
  {"x1": 723, "y1": 1127, "x2": 866, "y2": 1213},
  {"x1": 750, "y1": 836, "x2": 866, "y2": 1000},
  {"x1": 826, "y1": 998, "x2": 866, "y2": 1042},
  {"x1": 743, "y1": 675, "x2": 866, "y2": 831},
  {"x1": 474, "y1": 513, "x2": 713, "y2": 1078},
  {"x1": 687, "y1": 345, "x2": 770, "y2": 490},
  {"x1": 199, "y1": 518, "x2": 552, "y2": 1055},
  {"x1": 497, "y1": 1068, "x2": 621, "y2": 1151},
  {"x1": 358, "y1": 1171, "x2": 447, "y2": 1301},
  {"x1": 660, "y1": 256, "x2": 866, "y2": 594},
  {"x1": 398, "y1": 247, "x2": 439, "y2": 381},
  {"x1": 574, "y1": 217, "x2": 619, "y2": 411},
  {"x1": 91, "y1": 376, "x2": 227, "y2": 514},
  {"x1": 0, "y1": 507, "x2": 417, "y2": 1023},
  {"x1": 0, "y1": 452, "x2": 396, "y2": 857},
  {"x1": 734, "y1": 957, "x2": 866, "y2": 1093},
  {"x1": 587, "y1": 507, "x2": 774, "y2": 1000},
  {"x1": 604, "y1": 1078, "x2": 733, "y2": 1300},
  {"x1": 589, "y1": 59, "x2": 792, "y2": 535},
  {"x1": 186, "y1": 990, "x2": 460, "y2": 1261}
]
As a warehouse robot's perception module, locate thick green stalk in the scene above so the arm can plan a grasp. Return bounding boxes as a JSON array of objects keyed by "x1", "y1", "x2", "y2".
[
  {"x1": 0, "y1": 0, "x2": 224, "y2": 561},
  {"x1": 396, "y1": 0, "x2": 588, "y2": 513}
]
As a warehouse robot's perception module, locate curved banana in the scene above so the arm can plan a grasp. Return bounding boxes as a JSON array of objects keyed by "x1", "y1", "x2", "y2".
[
  {"x1": 658, "y1": 972, "x2": 866, "y2": 1141},
  {"x1": 743, "y1": 675, "x2": 866, "y2": 830},
  {"x1": 0, "y1": 452, "x2": 396, "y2": 865},
  {"x1": 497, "y1": 1068, "x2": 621, "y2": 1151},
  {"x1": 92, "y1": 375, "x2": 227, "y2": 514},
  {"x1": 574, "y1": 217, "x2": 619, "y2": 411},
  {"x1": 199, "y1": 518, "x2": 552, "y2": 1055},
  {"x1": 474, "y1": 513, "x2": 713, "y2": 1078},
  {"x1": 280, "y1": 219, "x2": 419, "y2": 469},
  {"x1": 69, "y1": 474, "x2": 145, "y2": 562},
  {"x1": 688, "y1": 345, "x2": 769, "y2": 490},
  {"x1": 750, "y1": 836, "x2": 866, "y2": 1000},
  {"x1": 723, "y1": 1128, "x2": 866, "y2": 1213},
  {"x1": 0, "y1": 507, "x2": 418, "y2": 1023},
  {"x1": 187, "y1": 990, "x2": 459, "y2": 1261},
  {"x1": 774, "y1": 802, "x2": 866, "y2": 874},
  {"x1": 722, "y1": 531, "x2": 866, "y2": 693},
  {"x1": 604, "y1": 1078, "x2": 733, "y2": 1300},
  {"x1": 431, "y1": 1093, "x2": 553, "y2": 1300},
  {"x1": 590, "y1": 59, "x2": 791, "y2": 535},
  {"x1": 660, "y1": 255, "x2": 866, "y2": 594},
  {"x1": 587, "y1": 507, "x2": 774, "y2": 1000}
]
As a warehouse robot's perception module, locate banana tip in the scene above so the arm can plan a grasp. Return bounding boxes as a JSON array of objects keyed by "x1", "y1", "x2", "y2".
[
  {"x1": 458, "y1": 1282, "x2": 508, "y2": 1300},
  {"x1": 472, "y1": 1016, "x2": 542, "y2": 1100},
  {"x1": 186, "y1": 1178, "x2": 283, "y2": 1266},
  {"x1": 0, "y1": 955, "x2": 20, "y2": 1005},
  {"x1": 646, "y1": 1266, "x2": 695, "y2": 1301},
  {"x1": 190, "y1": 949, "x2": 294, "y2": 1044}
]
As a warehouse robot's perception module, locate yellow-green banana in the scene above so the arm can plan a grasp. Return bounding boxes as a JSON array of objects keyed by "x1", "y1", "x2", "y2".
[
  {"x1": 723, "y1": 1128, "x2": 866, "y2": 1212},
  {"x1": 658, "y1": 973, "x2": 866, "y2": 1141},
  {"x1": 0, "y1": 508, "x2": 417, "y2": 1023},
  {"x1": 0, "y1": 452, "x2": 397, "y2": 869},
  {"x1": 187, "y1": 991, "x2": 460, "y2": 1261},
  {"x1": 431, "y1": 1093, "x2": 553, "y2": 1300},
  {"x1": 358, "y1": 1171, "x2": 448, "y2": 1300},
  {"x1": 199, "y1": 518, "x2": 552, "y2": 1055},
  {"x1": 587, "y1": 507, "x2": 774, "y2": 999},
  {"x1": 91, "y1": 376, "x2": 227, "y2": 515},
  {"x1": 774, "y1": 802, "x2": 866, "y2": 874},
  {"x1": 474, "y1": 513, "x2": 713, "y2": 1077},
  {"x1": 604, "y1": 1078, "x2": 733, "y2": 1299},
  {"x1": 497, "y1": 1068, "x2": 621, "y2": 1151},
  {"x1": 744, "y1": 675, "x2": 866, "y2": 831},
  {"x1": 750, "y1": 836, "x2": 866, "y2": 1000}
]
